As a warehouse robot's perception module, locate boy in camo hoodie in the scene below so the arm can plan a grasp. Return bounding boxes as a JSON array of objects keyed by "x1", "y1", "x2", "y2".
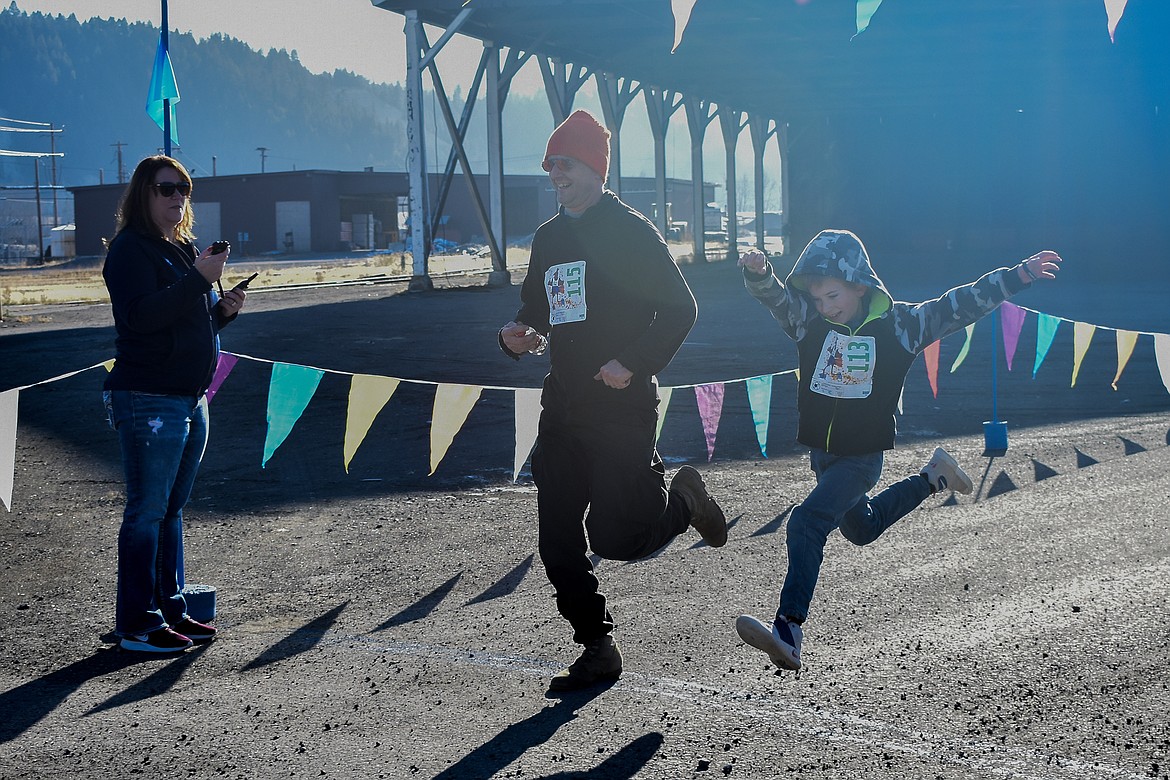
[{"x1": 735, "y1": 229, "x2": 1061, "y2": 671}]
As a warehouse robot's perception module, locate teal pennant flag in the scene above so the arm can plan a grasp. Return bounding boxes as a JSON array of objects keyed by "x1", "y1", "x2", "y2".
[
  {"x1": 263, "y1": 363, "x2": 325, "y2": 467},
  {"x1": 145, "y1": 33, "x2": 181, "y2": 147}
]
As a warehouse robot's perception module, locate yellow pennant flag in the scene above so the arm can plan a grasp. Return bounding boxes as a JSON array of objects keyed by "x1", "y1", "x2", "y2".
[
  {"x1": 513, "y1": 388, "x2": 542, "y2": 482},
  {"x1": 103, "y1": 358, "x2": 116, "y2": 372},
  {"x1": 343, "y1": 374, "x2": 400, "y2": 472},
  {"x1": 1111, "y1": 330, "x2": 1139, "y2": 391},
  {"x1": 950, "y1": 324, "x2": 975, "y2": 372},
  {"x1": 1071, "y1": 322, "x2": 1097, "y2": 387},
  {"x1": 655, "y1": 386, "x2": 674, "y2": 444},
  {"x1": 430, "y1": 383, "x2": 483, "y2": 475}
]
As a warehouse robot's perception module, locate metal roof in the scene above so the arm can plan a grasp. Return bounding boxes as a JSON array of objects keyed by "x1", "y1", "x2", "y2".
[{"x1": 373, "y1": 0, "x2": 1169, "y2": 119}]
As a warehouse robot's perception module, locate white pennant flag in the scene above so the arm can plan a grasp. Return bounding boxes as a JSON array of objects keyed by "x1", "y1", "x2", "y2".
[
  {"x1": 1, "y1": 389, "x2": 18, "y2": 511},
  {"x1": 513, "y1": 388, "x2": 542, "y2": 482}
]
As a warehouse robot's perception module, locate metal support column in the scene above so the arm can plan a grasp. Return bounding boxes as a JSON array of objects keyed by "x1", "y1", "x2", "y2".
[
  {"x1": 539, "y1": 57, "x2": 591, "y2": 127},
  {"x1": 685, "y1": 96, "x2": 715, "y2": 263},
  {"x1": 777, "y1": 120, "x2": 790, "y2": 254},
  {"x1": 644, "y1": 86, "x2": 680, "y2": 237},
  {"x1": 749, "y1": 114, "x2": 772, "y2": 252},
  {"x1": 485, "y1": 44, "x2": 508, "y2": 286},
  {"x1": 403, "y1": 10, "x2": 433, "y2": 290},
  {"x1": 484, "y1": 44, "x2": 529, "y2": 287},
  {"x1": 719, "y1": 106, "x2": 745, "y2": 262},
  {"x1": 596, "y1": 74, "x2": 640, "y2": 197}
]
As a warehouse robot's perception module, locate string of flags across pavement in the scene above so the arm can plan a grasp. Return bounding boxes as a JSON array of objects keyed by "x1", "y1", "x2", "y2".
[{"x1": 3, "y1": 302, "x2": 1169, "y2": 511}]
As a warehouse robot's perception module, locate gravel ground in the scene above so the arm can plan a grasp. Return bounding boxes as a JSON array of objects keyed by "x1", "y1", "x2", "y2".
[{"x1": 2, "y1": 258, "x2": 1169, "y2": 779}]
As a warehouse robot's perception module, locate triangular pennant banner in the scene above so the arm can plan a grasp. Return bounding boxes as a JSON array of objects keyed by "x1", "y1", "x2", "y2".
[
  {"x1": 0, "y1": 389, "x2": 18, "y2": 512},
  {"x1": 655, "y1": 386, "x2": 674, "y2": 444},
  {"x1": 145, "y1": 33, "x2": 181, "y2": 146},
  {"x1": 205, "y1": 352, "x2": 239, "y2": 404},
  {"x1": 1000, "y1": 302, "x2": 1026, "y2": 371},
  {"x1": 694, "y1": 383, "x2": 725, "y2": 462},
  {"x1": 430, "y1": 384, "x2": 482, "y2": 475},
  {"x1": 854, "y1": 0, "x2": 883, "y2": 36},
  {"x1": 670, "y1": 0, "x2": 699, "y2": 53},
  {"x1": 950, "y1": 324, "x2": 975, "y2": 373},
  {"x1": 1112, "y1": 330, "x2": 1139, "y2": 391},
  {"x1": 262, "y1": 363, "x2": 325, "y2": 467},
  {"x1": 1105, "y1": 0, "x2": 1129, "y2": 42},
  {"x1": 1154, "y1": 334, "x2": 1170, "y2": 394},
  {"x1": 1034, "y1": 313, "x2": 1061, "y2": 378},
  {"x1": 1071, "y1": 322, "x2": 1097, "y2": 388},
  {"x1": 103, "y1": 358, "x2": 116, "y2": 372},
  {"x1": 513, "y1": 388, "x2": 542, "y2": 482},
  {"x1": 745, "y1": 375, "x2": 773, "y2": 458},
  {"x1": 922, "y1": 340, "x2": 940, "y2": 398},
  {"x1": 343, "y1": 374, "x2": 401, "y2": 472}
]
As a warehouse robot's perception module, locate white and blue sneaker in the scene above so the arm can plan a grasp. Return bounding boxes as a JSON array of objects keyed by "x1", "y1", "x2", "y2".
[{"x1": 736, "y1": 614, "x2": 802, "y2": 671}]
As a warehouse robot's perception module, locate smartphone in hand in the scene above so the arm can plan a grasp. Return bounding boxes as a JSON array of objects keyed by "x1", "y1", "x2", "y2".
[{"x1": 233, "y1": 272, "x2": 259, "y2": 291}]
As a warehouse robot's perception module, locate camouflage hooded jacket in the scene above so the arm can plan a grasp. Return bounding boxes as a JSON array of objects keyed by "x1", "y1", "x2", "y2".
[{"x1": 743, "y1": 229, "x2": 1031, "y2": 455}]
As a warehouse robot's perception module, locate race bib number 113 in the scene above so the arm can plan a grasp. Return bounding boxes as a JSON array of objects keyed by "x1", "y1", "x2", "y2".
[{"x1": 809, "y1": 330, "x2": 875, "y2": 399}]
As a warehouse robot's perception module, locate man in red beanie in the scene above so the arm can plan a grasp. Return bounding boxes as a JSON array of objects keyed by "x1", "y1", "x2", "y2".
[{"x1": 499, "y1": 109, "x2": 727, "y2": 692}]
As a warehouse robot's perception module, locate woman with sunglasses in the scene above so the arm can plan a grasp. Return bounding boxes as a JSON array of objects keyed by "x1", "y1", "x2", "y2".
[{"x1": 101, "y1": 155, "x2": 246, "y2": 653}]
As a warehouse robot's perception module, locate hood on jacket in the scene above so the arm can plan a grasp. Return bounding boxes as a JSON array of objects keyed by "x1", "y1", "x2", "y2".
[{"x1": 786, "y1": 229, "x2": 894, "y2": 312}]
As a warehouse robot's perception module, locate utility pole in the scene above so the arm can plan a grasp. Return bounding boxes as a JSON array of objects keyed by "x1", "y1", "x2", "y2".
[
  {"x1": 212, "y1": 155, "x2": 217, "y2": 176},
  {"x1": 33, "y1": 157, "x2": 44, "y2": 260},
  {"x1": 112, "y1": 141, "x2": 127, "y2": 183},
  {"x1": 256, "y1": 146, "x2": 268, "y2": 173},
  {"x1": 49, "y1": 123, "x2": 60, "y2": 228}
]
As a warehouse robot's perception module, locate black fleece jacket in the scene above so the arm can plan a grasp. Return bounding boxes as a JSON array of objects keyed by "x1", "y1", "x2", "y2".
[
  {"x1": 102, "y1": 228, "x2": 234, "y2": 396},
  {"x1": 510, "y1": 191, "x2": 697, "y2": 414}
]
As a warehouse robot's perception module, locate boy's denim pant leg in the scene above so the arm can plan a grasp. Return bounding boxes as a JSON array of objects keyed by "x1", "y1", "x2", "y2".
[
  {"x1": 777, "y1": 448, "x2": 931, "y2": 624},
  {"x1": 107, "y1": 391, "x2": 208, "y2": 636}
]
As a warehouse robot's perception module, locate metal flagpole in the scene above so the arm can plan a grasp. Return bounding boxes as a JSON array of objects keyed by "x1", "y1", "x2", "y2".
[{"x1": 162, "y1": 0, "x2": 171, "y2": 156}]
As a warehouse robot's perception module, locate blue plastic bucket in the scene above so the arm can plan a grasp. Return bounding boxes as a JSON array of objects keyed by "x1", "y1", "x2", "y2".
[{"x1": 983, "y1": 420, "x2": 1009, "y2": 453}]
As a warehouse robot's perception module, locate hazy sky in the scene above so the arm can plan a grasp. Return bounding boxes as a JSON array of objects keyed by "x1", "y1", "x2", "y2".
[{"x1": 10, "y1": 0, "x2": 545, "y2": 94}]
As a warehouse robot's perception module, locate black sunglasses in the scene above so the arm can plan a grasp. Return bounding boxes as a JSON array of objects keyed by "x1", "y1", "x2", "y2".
[{"x1": 152, "y1": 181, "x2": 192, "y2": 197}]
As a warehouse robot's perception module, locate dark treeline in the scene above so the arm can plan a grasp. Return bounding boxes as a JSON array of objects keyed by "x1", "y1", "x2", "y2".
[{"x1": 0, "y1": 5, "x2": 560, "y2": 188}]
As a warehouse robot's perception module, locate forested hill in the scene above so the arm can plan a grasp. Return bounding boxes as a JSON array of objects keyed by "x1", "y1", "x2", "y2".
[{"x1": 0, "y1": 6, "x2": 558, "y2": 188}]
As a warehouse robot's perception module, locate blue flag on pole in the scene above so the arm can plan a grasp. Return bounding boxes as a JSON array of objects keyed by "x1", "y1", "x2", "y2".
[{"x1": 145, "y1": 33, "x2": 180, "y2": 147}]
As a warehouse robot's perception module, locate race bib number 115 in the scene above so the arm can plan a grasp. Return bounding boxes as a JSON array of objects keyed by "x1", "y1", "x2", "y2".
[{"x1": 546, "y1": 261, "x2": 587, "y2": 325}]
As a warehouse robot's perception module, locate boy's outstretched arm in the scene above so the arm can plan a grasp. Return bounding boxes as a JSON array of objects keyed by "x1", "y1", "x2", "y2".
[
  {"x1": 738, "y1": 249, "x2": 809, "y2": 340},
  {"x1": 1017, "y1": 250, "x2": 1062, "y2": 284},
  {"x1": 738, "y1": 249, "x2": 769, "y2": 276}
]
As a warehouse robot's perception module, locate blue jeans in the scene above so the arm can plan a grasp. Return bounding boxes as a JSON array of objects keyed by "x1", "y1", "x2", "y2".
[
  {"x1": 104, "y1": 391, "x2": 208, "y2": 636},
  {"x1": 777, "y1": 448, "x2": 931, "y2": 624}
]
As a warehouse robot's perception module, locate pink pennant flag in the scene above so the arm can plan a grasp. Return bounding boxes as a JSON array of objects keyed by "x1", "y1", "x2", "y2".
[
  {"x1": 205, "y1": 352, "x2": 239, "y2": 404},
  {"x1": 694, "y1": 383, "x2": 725, "y2": 462},
  {"x1": 923, "y1": 340, "x2": 940, "y2": 398},
  {"x1": 999, "y1": 302, "x2": 1027, "y2": 371}
]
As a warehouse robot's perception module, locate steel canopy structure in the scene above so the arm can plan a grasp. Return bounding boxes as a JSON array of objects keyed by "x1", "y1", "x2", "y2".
[{"x1": 374, "y1": 0, "x2": 1169, "y2": 288}]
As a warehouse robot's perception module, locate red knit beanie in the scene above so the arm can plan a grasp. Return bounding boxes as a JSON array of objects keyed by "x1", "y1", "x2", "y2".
[{"x1": 544, "y1": 110, "x2": 610, "y2": 181}]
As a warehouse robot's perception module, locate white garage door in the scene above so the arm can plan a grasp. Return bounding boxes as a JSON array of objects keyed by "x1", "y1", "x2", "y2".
[{"x1": 275, "y1": 201, "x2": 311, "y2": 254}]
